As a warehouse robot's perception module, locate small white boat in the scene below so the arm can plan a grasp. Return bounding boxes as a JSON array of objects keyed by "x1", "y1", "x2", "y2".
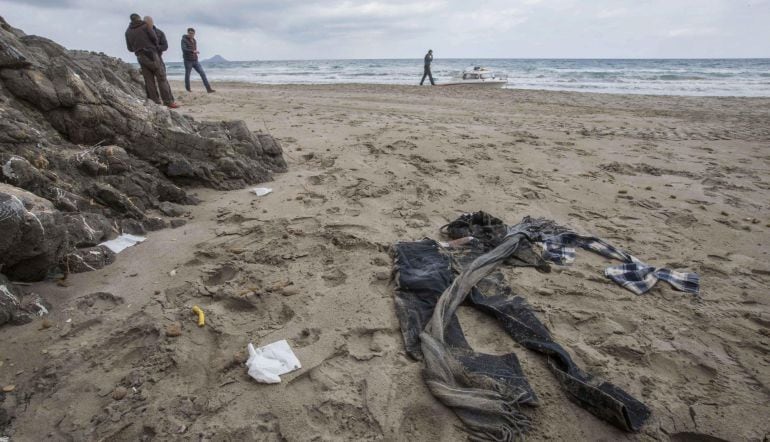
[{"x1": 441, "y1": 66, "x2": 508, "y2": 87}]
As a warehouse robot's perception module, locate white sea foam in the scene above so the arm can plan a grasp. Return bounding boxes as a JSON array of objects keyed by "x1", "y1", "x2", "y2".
[{"x1": 164, "y1": 58, "x2": 770, "y2": 97}]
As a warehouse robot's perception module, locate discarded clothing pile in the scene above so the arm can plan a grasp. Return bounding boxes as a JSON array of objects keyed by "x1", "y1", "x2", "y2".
[{"x1": 392, "y1": 212, "x2": 699, "y2": 440}]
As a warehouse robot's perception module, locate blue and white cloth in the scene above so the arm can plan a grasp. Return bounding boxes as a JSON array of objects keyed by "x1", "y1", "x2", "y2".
[{"x1": 537, "y1": 232, "x2": 700, "y2": 296}]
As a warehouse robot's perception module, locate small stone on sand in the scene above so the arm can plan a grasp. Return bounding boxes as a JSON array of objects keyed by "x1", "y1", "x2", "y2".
[
  {"x1": 165, "y1": 322, "x2": 182, "y2": 337},
  {"x1": 112, "y1": 386, "x2": 128, "y2": 400}
]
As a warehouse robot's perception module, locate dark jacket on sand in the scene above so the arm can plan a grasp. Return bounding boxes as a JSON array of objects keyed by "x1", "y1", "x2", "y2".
[
  {"x1": 181, "y1": 35, "x2": 198, "y2": 61},
  {"x1": 125, "y1": 19, "x2": 158, "y2": 55}
]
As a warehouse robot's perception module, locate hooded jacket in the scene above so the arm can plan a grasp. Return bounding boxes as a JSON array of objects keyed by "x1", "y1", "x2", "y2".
[
  {"x1": 181, "y1": 35, "x2": 198, "y2": 61},
  {"x1": 154, "y1": 27, "x2": 168, "y2": 53},
  {"x1": 125, "y1": 19, "x2": 158, "y2": 54}
]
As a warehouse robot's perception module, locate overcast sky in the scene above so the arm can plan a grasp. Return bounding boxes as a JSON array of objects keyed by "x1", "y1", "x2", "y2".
[{"x1": 1, "y1": 0, "x2": 768, "y2": 62}]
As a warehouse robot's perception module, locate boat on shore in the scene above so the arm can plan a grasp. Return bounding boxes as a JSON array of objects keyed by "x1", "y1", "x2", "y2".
[{"x1": 440, "y1": 66, "x2": 508, "y2": 87}]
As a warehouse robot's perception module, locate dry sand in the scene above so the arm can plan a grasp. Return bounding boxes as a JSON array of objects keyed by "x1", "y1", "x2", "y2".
[{"x1": 1, "y1": 82, "x2": 769, "y2": 441}]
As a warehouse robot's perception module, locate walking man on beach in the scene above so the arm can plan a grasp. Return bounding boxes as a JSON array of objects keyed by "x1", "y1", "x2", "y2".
[
  {"x1": 143, "y1": 16, "x2": 174, "y2": 103},
  {"x1": 181, "y1": 28, "x2": 215, "y2": 93},
  {"x1": 420, "y1": 49, "x2": 435, "y2": 86},
  {"x1": 125, "y1": 13, "x2": 178, "y2": 108}
]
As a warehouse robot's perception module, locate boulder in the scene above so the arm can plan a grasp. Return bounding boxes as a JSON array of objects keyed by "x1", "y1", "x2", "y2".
[
  {"x1": 0, "y1": 184, "x2": 67, "y2": 281},
  {"x1": 0, "y1": 15, "x2": 288, "y2": 289}
]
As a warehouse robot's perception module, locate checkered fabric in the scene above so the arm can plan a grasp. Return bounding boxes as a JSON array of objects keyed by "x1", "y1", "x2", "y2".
[{"x1": 538, "y1": 232, "x2": 700, "y2": 296}]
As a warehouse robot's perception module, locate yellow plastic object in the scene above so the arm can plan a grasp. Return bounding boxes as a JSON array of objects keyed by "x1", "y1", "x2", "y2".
[{"x1": 192, "y1": 305, "x2": 205, "y2": 327}]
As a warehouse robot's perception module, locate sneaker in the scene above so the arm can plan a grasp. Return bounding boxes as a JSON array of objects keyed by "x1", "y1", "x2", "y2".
[
  {"x1": 207, "y1": 89, "x2": 216, "y2": 93},
  {"x1": 185, "y1": 89, "x2": 192, "y2": 92},
  {"x1": 167, "y1": 102, "x2": 180, "y2": 109}
]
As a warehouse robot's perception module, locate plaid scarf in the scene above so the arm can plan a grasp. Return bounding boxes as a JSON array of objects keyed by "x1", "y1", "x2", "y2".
[{"x1": 537, "y1": 232, "x2": 700, "y2": 296}]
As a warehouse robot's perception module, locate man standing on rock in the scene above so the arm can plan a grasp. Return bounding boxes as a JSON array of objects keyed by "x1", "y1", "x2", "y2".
[
  {"x1": 125, "y1": 13, "x2": 178, "y2": 108},
  {"x1": 181, "y1": 28, "x2": 215, "y2": 93},
  {"x1": 142, "y1": 16, "x2": 175, "y2": 104},
  {"x1": 420, "y1": 49, "x2": 435, "y2": 86}
]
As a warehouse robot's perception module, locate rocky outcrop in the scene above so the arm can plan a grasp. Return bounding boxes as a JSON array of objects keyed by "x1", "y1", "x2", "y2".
[{"x1": 0, "y1": 16, "x2": 287, "y2": 291}]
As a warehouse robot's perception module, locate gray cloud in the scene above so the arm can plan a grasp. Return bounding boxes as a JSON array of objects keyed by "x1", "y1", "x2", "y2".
[{"x1": 0, "y1": 0, "x2": 767, "y2": 60}]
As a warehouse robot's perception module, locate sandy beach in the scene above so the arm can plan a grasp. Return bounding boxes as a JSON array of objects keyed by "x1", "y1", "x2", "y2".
[{"x1": 2, "y1": 82, "x2": 769, "y2": 441}]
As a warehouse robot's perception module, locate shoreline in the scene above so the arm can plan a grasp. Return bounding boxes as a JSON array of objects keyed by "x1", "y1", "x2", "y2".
[
  {"x1": 3, "y1": 81, "x2": 769, "y2": 440},
  {"x1": 168, "y1": 80, "x2": 770, "y2": 100}
]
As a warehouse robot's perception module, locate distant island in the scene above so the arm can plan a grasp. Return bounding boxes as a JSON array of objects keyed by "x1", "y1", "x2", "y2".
[{"x1": 202, "y1": 54, "x2": 229, "y2": 63}]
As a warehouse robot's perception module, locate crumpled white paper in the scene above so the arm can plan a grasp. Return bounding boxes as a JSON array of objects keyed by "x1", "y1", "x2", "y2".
[
  {"x1": 246, "y1": 339, "x2": 301, "y2": 383},
  {"x1": 251, "y1": 187, "x2": 273, "y2": 197},
  {"x1": 100, "y1": 234, "x2": 146, "y2": 253}
]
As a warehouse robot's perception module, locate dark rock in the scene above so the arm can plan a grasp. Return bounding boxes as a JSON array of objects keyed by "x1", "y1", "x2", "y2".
[
  {"x1": 0, "y1": 274, "x2": 49, "y2": 325},
  {"x1": 88, "y1": 182, "x2": 143, "y2": 219},
  {"x1": 12, "y1": 292, "x2": 50, "y2": 324},
  {"x1": 0, "y1": 274, "x2": 21, "y2": 325},
  {"x1": 170, "y1": 219, "x2": 187, "y2": 228},
  {"x1": 165, "y1": 157, "x2": 196, "y2": 178},
  {"x1": 63, "y1": 245, "x2": 115, "y2": 273},
  {"x1": 156, "y1": 181, "x2": 188, "y2": 204},
  {"x1": 143, "y1": 217, "x2": 167, "y2": 231},
  {"x1": 0, "y1": 185, "x2": 68, "y2": 281},
  {"x1": 0, "y1": 406, "x2": 10, "y2": 427},
  {"x1": 0, "y1": 16, "x2": 287, "y2": 288},
  {"x1": 120, "y1": 219, "x2": 146, "y2": 235},
  {"x1": 63, "y1": 212, "x2": 114, "y2": 247},
  {"x1": 158, "y1": 201, "x2": 186, "y2": 217}
]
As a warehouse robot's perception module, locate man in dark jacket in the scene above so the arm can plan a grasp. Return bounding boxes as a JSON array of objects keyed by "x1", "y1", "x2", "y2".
[
  {"x1": 143, "y1": 16, "x2": 175, "y2": 103},
  {"x1": 125, "y1": 13, "x2": 178, "y2": 108},
  {"x1": 181, "y1": 28, "x2": 214, "y2": 93},
  {"x1": 420, "y1": 49, "x2": 435, "y2": 86}
]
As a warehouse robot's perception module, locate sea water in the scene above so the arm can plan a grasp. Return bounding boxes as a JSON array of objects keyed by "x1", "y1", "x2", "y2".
[{"x1": 165, "y1": 58, "x2": 770, "y2": 97}]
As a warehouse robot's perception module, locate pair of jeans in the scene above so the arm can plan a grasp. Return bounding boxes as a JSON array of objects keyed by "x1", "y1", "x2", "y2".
[
  {"x1": 137, "y1": 51, "x2": 174, "y2": 105},
  {"x1": 184, "y1": 60, "x2": 212, "y2": 92},
  {"x1": 392, "y1": 222, "x2": 651, "y2": 438},
  {"x1": 420, "y1": 66, "x2": 434, "y2": 85}
]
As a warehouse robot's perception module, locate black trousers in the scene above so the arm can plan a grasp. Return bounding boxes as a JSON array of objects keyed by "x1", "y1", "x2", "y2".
[
  {"x1": 137, "y1": 51, "x2": 174, "y2": 105},
  {"x1": 420, "y1": 66, "x2": 434, "y2": 85}
]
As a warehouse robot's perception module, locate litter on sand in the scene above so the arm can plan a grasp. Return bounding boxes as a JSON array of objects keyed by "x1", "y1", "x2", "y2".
[
  {"x1": 100, "y1": 234, "x2": 146, "y2": 254},
  {"x1": 251, "y1": 187, "x2": 273, "y2": 197},
  {"x1": 191, "y1": 305, "x2": 205, "y2": 327},
  {"x1": 245, "y1": 339, "x2": 301, "y2": 384},
  {"x1": 390, "y1": 211, "x2": 701, "y2": 440}
]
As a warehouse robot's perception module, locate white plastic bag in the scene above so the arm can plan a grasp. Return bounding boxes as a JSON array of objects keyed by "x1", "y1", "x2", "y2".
[
  {"x1": 251, "y1": 187, "x2": 273, "y2": 197},
  {"x1": 100, "y1": 234, "x2": 146, "y2": 253},
  {"x1": 246, "y1": 339, "x2": 301, "y2": 383}
]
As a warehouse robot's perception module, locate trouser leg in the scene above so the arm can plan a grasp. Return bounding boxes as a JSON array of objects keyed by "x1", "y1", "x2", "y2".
[
  {"x1": 139, "y1": 56, "x2": 160, "y2": 104},
  {"x1": 159, "y1": 57, "x2": 174, "y2": 102},
  {"x1": 155, "y1": 67, "x2": 174, "y2": 105},
  {"x1": 184, "y1": 60, "x2": 193, "y2": 91},
  {"x1": 428, "y1": 69, "x2": 434, "y2": 85},
  {"x1": 421, "y1": 71, "x2": 428, "y2": 85},
  {"x1": 192, "y1": 62, "x2": 212, "y2": 91}
]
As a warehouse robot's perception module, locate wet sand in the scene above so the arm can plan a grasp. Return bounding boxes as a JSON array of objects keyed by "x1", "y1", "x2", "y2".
[{"x1": 2, "y1": 82, "x2": 769, "y2": 441}]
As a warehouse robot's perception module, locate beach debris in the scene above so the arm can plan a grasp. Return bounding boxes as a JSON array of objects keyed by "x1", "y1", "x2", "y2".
[
  {"x1": 100, "y1": 234, "x2": 146, "y2": 254},
  {"x1": 251, "y1": 187, "x2": 273, "y2": 197},
  {"x1": 192, "y1": 305, "x2": 205, "y2": 327},
  {"x1": 245, "y1": 340, "x2": 301, "y2": 384},
  {"x1": 112, "y1": 386, "x2": 128, "y2": 400},
  {"x1": 165, "y1": 322, "x2": 182, "y2": 337},
  {"x1": 39, "y1": 318, "x2": 52, "y2": 330},
  {"x1": 391, "y1": 211, "x2": 704, "y2": 437},
  {"x1": 2, "y1": 385, "x2": 15, "y2": 393}
]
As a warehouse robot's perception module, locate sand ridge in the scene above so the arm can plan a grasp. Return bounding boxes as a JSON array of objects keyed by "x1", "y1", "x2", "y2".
[{"x1": 1, "y1": 82, "x2": 769, "y2": 441}]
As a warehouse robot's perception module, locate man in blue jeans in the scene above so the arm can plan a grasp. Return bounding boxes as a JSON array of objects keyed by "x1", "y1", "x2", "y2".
[{"x1": 181, "y1": 28, "x2": 215, "y2": 93}]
